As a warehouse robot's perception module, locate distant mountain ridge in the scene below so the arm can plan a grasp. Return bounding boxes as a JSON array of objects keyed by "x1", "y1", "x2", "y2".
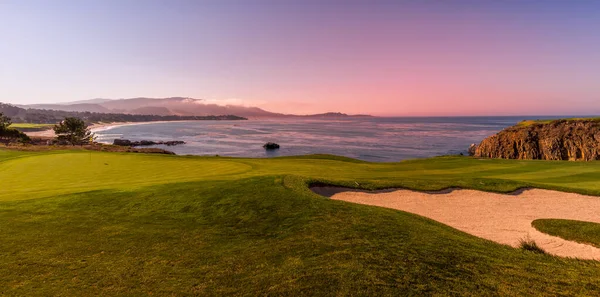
[
  {"x1": 22, "y1": 97, "x2": 372, "y2": 118},
  {"x1": 0, "y1": 102, "x2": 246, "y2": 124},
  {"x1": 24, "y1": 97, "x2": 278, "y2": 118}
]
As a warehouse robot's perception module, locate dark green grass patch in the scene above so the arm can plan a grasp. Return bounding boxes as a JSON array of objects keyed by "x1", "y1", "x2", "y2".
[
  {"x1": 2, "y1": 177, "x2": 600, "y2": 296},
  {"x1": 533, "y1": 219, "x2": 600, "y2": 248}
]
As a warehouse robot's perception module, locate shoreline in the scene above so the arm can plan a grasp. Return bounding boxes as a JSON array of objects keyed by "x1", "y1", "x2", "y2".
[{"x1": 25, "y1": 120, "x2": 198, "y2": 138}]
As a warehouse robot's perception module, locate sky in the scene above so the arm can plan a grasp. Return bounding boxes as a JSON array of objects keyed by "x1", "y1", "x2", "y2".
[{"x1": 1, "y1": 0, "x2": 600, "y2": 116}]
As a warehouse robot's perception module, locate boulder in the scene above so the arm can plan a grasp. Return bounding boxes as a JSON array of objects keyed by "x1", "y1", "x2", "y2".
[
  {"x1": 113, "y1": 139, "x2": 185, "y2": 147},
  {"x1": 139, "y1": 140, "x2": 155, "y2": 146},
  {"x1": 113, "y1": 139, "x2": 132, "y2": 146},
  {"x1": 263, "y1": 142, "x2": 280, "y2": 150},
  {"x1": 163, "y1": 141, "x2": 186, "y2": 146}
]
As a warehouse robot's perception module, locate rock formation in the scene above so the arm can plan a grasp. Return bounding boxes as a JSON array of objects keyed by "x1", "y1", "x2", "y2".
[
  {"x1": 113, "y1": 139, "x2": 185, "y2": 147},
  {"x1": 263, "y1": 142, "x2": 280, "y2": 150},
  {"x1": 473, "y1": 119, "x2": 600, "y2": 161},
  {"x1": 468, "y1": 144, "x2": 478, "y2": 156}
]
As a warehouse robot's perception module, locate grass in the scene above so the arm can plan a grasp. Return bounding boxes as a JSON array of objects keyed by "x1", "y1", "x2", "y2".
[
  {"x1": 533, "y1": 219, "x2": 600, "y2": 248},
  {"x1": 6, "y1": 151, "x2": 600, "y2": 202},
  {"x1": 518, "y1": 237, "x2": 547, "y2": 254},
  {"x1": 8, "y1": 123, "x2": 55, "y2": 132},
  {"x1": 3, "y1": 150, "x2": 600, "y2": 295},
  {"x1": 8, "y1": 123, "x2": 55, "y2": 128},
  {"x1": 517, "y1": 117, "x2": 600, "y2": 127}
]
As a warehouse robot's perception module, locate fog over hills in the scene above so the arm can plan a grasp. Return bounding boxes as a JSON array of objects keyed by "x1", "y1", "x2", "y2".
[
  {"x1": 25, "y1": 103, "x2": 113, "y2": 113},
  {"x1": 24, "y1": 97, "x2": 277, "y2": 118},
  {"x1": 22, "y1": 97, "x2": 371, "y2": 118}
]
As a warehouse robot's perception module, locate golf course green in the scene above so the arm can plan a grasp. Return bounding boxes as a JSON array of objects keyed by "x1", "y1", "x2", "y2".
[{"x1": 2, "y1": 149, "x2": 600, "y2": 295}]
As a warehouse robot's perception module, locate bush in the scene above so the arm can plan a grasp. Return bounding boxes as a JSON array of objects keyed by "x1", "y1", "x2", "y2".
[
  {"x1": 519, "y1": 237, "x2": 546, "y2": 254},
  {"x1": 0, "y1": 112, "x2": 30, "y2": 143}
]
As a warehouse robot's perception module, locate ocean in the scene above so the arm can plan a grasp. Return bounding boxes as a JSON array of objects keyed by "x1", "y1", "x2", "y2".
[{"x1": 94, "y1": 116, "x2": 543, "y2": 162}]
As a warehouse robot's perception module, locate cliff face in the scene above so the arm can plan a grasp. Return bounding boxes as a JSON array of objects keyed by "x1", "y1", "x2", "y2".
[{"x1": 473, "y1": 120, "x2": 600, "y2": 161}]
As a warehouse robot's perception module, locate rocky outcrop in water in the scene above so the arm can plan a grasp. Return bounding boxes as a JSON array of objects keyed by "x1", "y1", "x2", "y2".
[
  {"x1": 263, "y1": 142, "x2": 280, "y2": 150},
  {"x1": 113, "y1": 139, "x2": 185, "y2": 147},
  {"x1": 473, "y1": 119, "x2": 600, "y2": 161}
]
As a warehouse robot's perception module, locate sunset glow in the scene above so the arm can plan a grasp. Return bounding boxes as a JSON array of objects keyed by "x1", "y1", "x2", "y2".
[{"x1": 1, "y1": 1, "x2": 600, "y2": 115}]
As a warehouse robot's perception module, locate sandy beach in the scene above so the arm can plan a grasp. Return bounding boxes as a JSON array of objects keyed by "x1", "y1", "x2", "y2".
[
  {"x1": 314, "y1": 187, "x2": 600, "y2": 260},
  {"x1": 24, "y1": 121, "x2": 161, "y2": 138}
]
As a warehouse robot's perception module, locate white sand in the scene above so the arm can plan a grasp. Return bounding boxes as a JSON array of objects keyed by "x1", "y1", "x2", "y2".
[
  {"x1": 24, "y1": 128, "x2": 57, "y2": 138},
  {"x1": 25, "y1": 121, "x2": 160, "y2": 138},
  {"x1": 315, "y1": 187, "x2": 600, "y2": 260},
  {"x1": 24, "y1": 122, "x2": 131, "y2": 138}
]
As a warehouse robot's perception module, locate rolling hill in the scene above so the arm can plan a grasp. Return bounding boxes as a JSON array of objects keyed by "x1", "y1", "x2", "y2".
[
  {"x1": 25, "y1": 97, "x2": 282, "y2": 118},
  {"x1": 23, "y1": 97, "x2": 372, "y2": 118},
  {"x1": 0, "y1": 102, "x2": 246, "y2": 125}
]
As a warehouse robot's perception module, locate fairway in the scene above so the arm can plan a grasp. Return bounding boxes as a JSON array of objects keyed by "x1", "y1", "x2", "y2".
[
  {"x1": 8, "y1": 123, "x2": 54, "y2": 129},
  {"x1": 3, "y1": 149, "x2": 600, "y2": 295},
  {"x1": 7, "y1": 123, "x2": 55, "y2": 132},
  {"x1": 5, "y1": 150, "x2": 600, "y2": 202},
  {"x1": 0, "y1": 152, "x2": 251, "y2": 201}
]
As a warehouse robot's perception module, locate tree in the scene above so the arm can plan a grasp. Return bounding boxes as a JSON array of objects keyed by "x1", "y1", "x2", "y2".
[
  {"x1": 0, "y1": 112, "x2": 11, "y2": 130},
  {"x1": 0, "y1": 129, "x2": 30, "y2": 142},
  {"x1": 0, "y1": 113, "x2": 29, "y2": 143},
  {"x1": 54, "y1": 117, "x2": 95, "y2": 145}
]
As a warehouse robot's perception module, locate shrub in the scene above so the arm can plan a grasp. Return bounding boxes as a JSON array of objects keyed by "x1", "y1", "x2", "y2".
[{"x1": 519, "y1": 237, "x2": 546, "y2": 254}]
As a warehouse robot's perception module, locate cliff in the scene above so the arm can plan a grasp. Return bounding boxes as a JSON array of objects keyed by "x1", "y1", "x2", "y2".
[{"x1": 473, "y1": 119, "x2": 600, "y2": 161}]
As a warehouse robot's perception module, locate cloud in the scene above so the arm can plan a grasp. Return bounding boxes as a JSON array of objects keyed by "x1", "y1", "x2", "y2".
[
  {"x1": 196, "y1": 98, "x2": 268, "y2": 107},
  {"x1": 189, "y1": 97, "x2": 319, "y2": 114}
]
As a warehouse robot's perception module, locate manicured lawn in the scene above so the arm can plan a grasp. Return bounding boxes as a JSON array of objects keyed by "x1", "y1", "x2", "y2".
[
  {"x1": 2, "y1": 150, "x2": 600, "y2": 295},
  {"x1": 8, "y1": 123, "x2": 55, "y2": 129},
  {"x1": 533, "y1": 219, "x2": 600, "y2": 248},
  {"x1": 4, "y1": 151, "x2": 600, "y2": 202},
  {"x1": 8, "y1": 123, "x2": 55, "y2": 132}
]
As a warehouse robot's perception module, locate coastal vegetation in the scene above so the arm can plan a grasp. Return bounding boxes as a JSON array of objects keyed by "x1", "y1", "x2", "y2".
[
  {"x1": 517, "y1": 117, "x2": 600, "y2": 127},
  {"x1": 0, "y1": 113, "x2": 184, "y2": 155},
  {"x1": 0, "y1": 112, "x2": 11, "y2": 130},
  {"x1": 0, "y1": 102, "x2": 247, "y2": 125},
  {"x1": 0, "y1": 113, "x2": 30, "y2": 143},
  {"x1": 2, "y1": 151, "x2": 600, "y2": 295},
  {"x1": 53, "y1": 117, "x2": 95, "y2": 145}
]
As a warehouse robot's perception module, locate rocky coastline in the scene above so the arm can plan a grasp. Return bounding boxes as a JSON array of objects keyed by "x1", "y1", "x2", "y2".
[
  {"x1": 471, "y1": 119, "x2": 600, "y2": 161},
  {"x1": 113, "y1": 139, "x2": 185, "y2": 147}
]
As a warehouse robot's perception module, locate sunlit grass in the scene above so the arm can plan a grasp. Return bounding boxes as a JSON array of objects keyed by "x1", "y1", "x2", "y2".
[
  {"x1": 8, "y1": 123, "x2": 55, "y2": 129},
  {"x1": 517, "y1": 117, "x2": 600, "y2": 127},
  {"x1": 2, "y1": 150, "x2": 600, "y2": 295},
  {"x1": 533, "y1": 219, "x2": 600, "y2": 248}
]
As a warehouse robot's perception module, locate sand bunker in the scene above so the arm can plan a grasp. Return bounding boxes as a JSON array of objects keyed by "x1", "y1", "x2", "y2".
[{"x1": 312, "y1": 187, "x2": 600, "y2": 260}]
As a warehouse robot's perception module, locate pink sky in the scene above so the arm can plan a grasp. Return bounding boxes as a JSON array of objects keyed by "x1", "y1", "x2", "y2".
[{"x1": 2, "y1": 1, "x2": 600, "y2": 116}]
